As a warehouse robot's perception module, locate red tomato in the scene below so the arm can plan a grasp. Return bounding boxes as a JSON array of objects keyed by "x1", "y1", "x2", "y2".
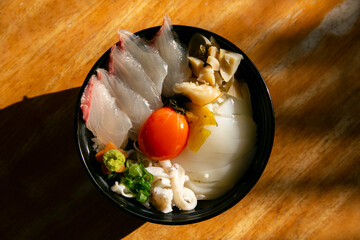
[{"x1": 138, "y1": 107, "x2": 189, "y2": 161}]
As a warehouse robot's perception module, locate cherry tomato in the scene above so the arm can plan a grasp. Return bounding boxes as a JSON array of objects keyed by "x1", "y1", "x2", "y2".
[{"x1": 138, "y1": 107, "x2": 189, "y2": 161}]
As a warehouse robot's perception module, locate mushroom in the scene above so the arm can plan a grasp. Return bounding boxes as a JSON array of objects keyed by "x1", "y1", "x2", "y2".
[
  {"x1": 206, "y1": 55, "x2": 220, "y2": 71},
  {"x1": 208, "y1": 46, "x2": 218, "y2": 58},
  {"x1": 209, "y1": 36, "x2": 220, "y2": 49},
  {"x1": 217, "y1": 49, "x2": 243, "y2": 82},
  {"x1": 214, "y1": 71, "x2": 223, "y2": 87},
  {"x1": 187, "y1": 56, "x2": 204, "y2": 77},
  {"x1": 173, "y1": 82, "x2": 222, "y2": 106},
  {"x1": 197, "y1": 65, "x2": 216, "y2": 86},
  {"x1": 188, "y1": 33, "x2": 212, "y2": 61}
]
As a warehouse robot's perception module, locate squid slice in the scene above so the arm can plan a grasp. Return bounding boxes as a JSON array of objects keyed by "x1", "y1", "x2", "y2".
[
  {"x1": 111, "y1": 181, "x2": 136, "y2": 198},
  {"x1": 80, "y1": 74, "x2": 132, "y2": 148},
  {"x1": 96, "y1": 68, "x2": 152, "y2": 140},
  {"x1": 108, "y1": 42, "x2": 162, "y2": 111},
  {"x1": 146, "y1": 166, "x2": 171, "y2": 179},
  {"x1": 169, "y1": 164, "x2": 197, "y2": 211},
  {"x1": 117, "y1": 30, "x2": 168, "y2": 94},
  {"x1": 153, "y1": 14, "x2": 191, "y2": 96},
  {"x1": 145, "y1": 162, "x2": 197, "y2": 212},
  {"x1": 151, "y1": 186, "x2": 173, "y2": 213}
]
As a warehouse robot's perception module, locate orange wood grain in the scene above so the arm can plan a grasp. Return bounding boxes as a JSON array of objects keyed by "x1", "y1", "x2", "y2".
[{"x1": 0, "y1": 0, "x2": 359, "y2": 239}]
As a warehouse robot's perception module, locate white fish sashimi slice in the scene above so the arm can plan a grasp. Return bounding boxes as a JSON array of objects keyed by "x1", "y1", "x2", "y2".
[
  {"x1": 108, "y1": 43, "x2": 162, "y2": 111},
  {"x1": 153, "y1": 14, "x2": 191, "y2": 96},
  {"x1": 117, "y1": 30, "x2": 168, "y2": 94},
  {"x1": 80, "y1": 74, "x2": 132, "y2": 148},
  {"x1": 97, "y1": 68, "x2": 152, "y2": 140}
]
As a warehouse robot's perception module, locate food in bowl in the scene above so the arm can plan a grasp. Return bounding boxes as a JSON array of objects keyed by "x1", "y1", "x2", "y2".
[{"x1": 79, "y1": 15, "x2": 257, "y2": 213}]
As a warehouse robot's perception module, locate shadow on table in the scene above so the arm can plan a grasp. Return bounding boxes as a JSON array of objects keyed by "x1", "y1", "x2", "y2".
[{"x1": 0, "y1": 88, "x2": 145, "y2": 240}]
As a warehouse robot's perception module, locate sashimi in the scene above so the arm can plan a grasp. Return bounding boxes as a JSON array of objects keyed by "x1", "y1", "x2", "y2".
[
  {"x1": 153, "y1": 14, "x2": 191, "y2": 96},
  {"x1": 80, "y1": 73, "x2": 132, "y2": 148},
  {"x1": 117, "y1": 30, "x2": 168, "y2": 94},
  {"x1": 96, "y1": 68, "x2": 153, "y2": 140},
  {"x1": 108, "y1": 40, "x2": 162, "y2": 111}
]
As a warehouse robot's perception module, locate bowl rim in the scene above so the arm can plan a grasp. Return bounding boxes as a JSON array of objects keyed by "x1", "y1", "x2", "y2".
[{"x1": 75, "y1": 25, "x2": 275, "y2": 225}]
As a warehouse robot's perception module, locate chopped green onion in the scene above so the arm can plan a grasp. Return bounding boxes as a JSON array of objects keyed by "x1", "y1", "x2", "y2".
[
  {"x1": 129, "y1": 164, "x2": 143, "y2": 178},
  {"x1": 136, "y1": 191, "x2": 148, "y2": 203},
  {"x1": 120, "y1": 163, "x2": 153, "y2": 203}
]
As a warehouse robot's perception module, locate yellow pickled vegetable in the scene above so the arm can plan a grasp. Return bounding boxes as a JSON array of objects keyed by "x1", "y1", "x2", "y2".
[
  {"x1": 185, "y1": 103, "x2": 217, "y2": 153},
  {"x1": 187, "y1": 127, "x2": 212, "y2": 153}
]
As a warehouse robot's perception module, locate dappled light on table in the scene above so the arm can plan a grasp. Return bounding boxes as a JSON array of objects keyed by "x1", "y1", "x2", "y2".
[{"x1": 0, "y1": 0, "x2": 359, "y2": 239}]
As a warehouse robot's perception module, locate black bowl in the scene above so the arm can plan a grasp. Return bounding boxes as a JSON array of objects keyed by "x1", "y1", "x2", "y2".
[{"x1": 75, "y1": 25, "x2": 274, "y2": 225}]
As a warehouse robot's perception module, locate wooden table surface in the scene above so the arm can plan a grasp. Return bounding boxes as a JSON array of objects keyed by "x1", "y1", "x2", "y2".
[{"x1": 1, "y1": 0, "x2": 359, "y2": 239}]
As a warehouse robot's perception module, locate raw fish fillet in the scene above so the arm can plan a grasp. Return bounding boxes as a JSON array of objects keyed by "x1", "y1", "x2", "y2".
[
  {"x1": 153, "y1": 14, "x2": 191, "y2": 96},
  {"x1": 80, "y1": 73, "x2": 132, "y2": 148},
  {"x1": 117, "y1": 30, "x2": 168, "y2": 94},
  {"x1": 108, "y1": 40, "x2": 162, "y2": 111},
  {"x1": 96, "y1": 68, "x2": 153, "y2": 140}
]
